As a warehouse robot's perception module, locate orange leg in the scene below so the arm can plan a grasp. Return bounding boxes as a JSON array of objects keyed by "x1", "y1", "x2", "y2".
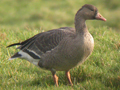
[
  {"x1": 65, "y1": 71, "x2": 73, "y2": 86},
  {"x1": 51, "y1": 71, "x2": 59, "y2": 86}
]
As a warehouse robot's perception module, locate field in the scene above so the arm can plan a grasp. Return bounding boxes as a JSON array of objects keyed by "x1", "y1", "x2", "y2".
[{"x1": 0, "y1": 0, "x2": 120, "y2": 90}]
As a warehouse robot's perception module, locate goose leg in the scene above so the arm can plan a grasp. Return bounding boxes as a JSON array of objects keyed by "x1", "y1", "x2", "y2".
[
  {"x1": 51, "y1": 71, "x2": 59, "y2": 86},
  {"x1": 65, "y1": 71, "x2": 73, "y2": 86}
]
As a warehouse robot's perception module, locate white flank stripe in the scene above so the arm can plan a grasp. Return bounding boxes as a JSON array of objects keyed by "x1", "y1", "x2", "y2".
[{"x1": 18, "y1": 50, "x2": 40, "y2": 66}]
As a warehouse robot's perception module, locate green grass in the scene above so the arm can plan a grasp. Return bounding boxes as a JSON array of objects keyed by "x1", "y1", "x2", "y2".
[{"x1": 0, "y1": 0, "x2": 120, "y2": 90}]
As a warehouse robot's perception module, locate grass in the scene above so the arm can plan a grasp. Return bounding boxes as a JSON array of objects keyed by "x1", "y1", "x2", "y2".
[{"x1": 0, "y1": 0, "x2": 120, "y2": 90}]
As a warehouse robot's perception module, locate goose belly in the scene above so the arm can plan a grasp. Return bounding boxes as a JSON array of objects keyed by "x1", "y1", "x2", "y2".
[{"x1": 56, "y1": 34, "x2": 94, "y2": 70}]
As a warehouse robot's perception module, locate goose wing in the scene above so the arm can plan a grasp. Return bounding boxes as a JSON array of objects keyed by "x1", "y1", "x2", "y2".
[{"x1": 8, "y1": 27, "x2": 75, "y2": 59}]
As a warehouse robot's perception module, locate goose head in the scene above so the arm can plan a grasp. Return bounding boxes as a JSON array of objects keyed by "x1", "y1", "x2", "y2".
[{"x1": 75, "y1": 4, "x2": 106, "y2": 21}]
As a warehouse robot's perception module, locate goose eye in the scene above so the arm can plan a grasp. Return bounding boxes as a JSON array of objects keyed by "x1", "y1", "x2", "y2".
[{"x1": 91, "y1": 9, "x2": 94, "y2": 11}]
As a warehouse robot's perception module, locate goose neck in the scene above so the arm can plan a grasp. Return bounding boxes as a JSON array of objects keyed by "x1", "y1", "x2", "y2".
[{"x1": 75, "y1": 17, "x2": 88, "y2": 34}]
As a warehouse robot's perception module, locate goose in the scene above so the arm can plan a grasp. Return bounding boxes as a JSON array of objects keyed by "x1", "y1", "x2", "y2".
[{"x1": 7, "y1": 4, "x2": 106, "y2": 86}]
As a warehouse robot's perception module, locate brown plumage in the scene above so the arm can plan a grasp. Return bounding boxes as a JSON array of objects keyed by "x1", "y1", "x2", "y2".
[{"x1": 7, "y1": 4, "x2": 106, "y2": 86}]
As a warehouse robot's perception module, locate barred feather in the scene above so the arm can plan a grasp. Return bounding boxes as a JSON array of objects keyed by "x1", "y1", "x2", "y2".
[{"x1": 7, "y1": 27, "x2": 75, "y2": 65}]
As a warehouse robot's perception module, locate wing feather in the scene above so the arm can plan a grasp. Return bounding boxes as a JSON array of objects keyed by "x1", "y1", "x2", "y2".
[{"x1": 8, "y1": 27, "x2": 75, "y2": 58}]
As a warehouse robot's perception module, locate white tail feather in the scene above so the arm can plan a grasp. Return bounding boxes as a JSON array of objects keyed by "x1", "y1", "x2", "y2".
[{"x1": 8, "y1": 57, "x2": 17, "y2": 60}]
